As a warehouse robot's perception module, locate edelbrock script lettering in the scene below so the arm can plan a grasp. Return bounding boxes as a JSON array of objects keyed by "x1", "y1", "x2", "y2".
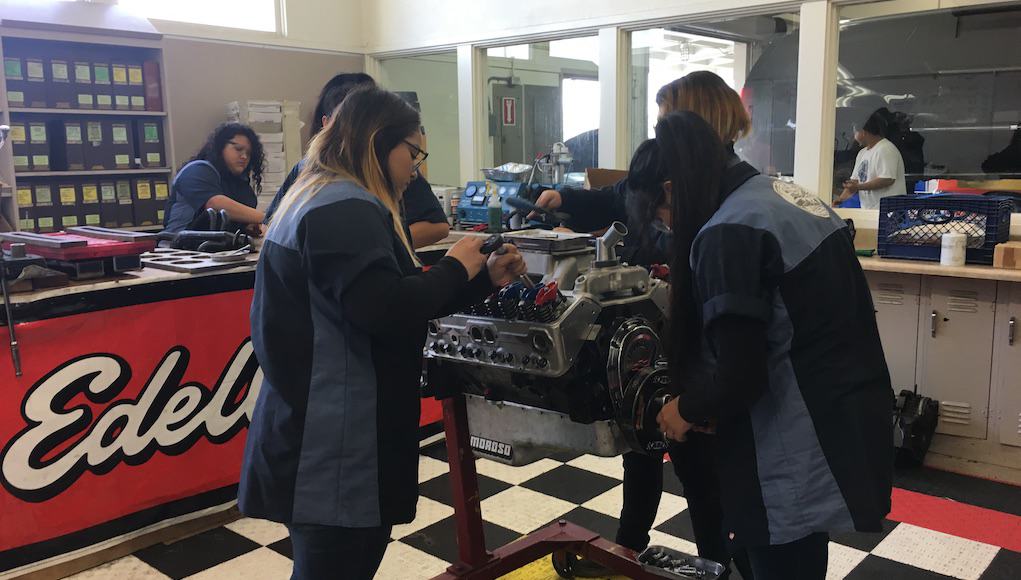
[{"x1": 0, "y1": 340, "x2": 262, "y2": 502}]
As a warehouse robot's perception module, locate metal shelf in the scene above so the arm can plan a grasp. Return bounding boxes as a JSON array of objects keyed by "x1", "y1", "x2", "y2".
[
  {"x1": 15, "y1": 169, "x2": 172, "y2": 177},
  {"x1": 7, "y1": 107, "x2": 167, "y2": 117}
]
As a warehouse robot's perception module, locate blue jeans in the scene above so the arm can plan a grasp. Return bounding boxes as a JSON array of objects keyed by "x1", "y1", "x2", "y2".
[{"x1": 287, "y1": 523, "x2": 392, "y2": 580}]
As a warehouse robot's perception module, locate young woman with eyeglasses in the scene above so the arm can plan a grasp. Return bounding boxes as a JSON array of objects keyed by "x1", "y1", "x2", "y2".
[
  {"x1": 239, "y1": 86, "x2": 527, "y2": 580},
  {"x1": 162, "y1": 122, "x2": 267, "y2": 234},
  {"x1": 263, "y1": 73, "x2": 451, "y2": 248}
]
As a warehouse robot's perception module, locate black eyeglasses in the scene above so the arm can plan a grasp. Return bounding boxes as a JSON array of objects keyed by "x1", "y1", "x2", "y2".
[{"x1": 404, "y1": 140, "x2": 428, "y2": 171}]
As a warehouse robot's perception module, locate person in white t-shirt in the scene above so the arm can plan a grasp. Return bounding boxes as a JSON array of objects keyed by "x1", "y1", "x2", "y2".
[{"x1": 835, "y1": 109, "x2": 906, "y2": 209}]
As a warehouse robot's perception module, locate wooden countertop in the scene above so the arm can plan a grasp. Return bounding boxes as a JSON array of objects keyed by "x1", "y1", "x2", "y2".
[{"x1": 858, "y1": 256, "x2": 1021, "y2": 283}]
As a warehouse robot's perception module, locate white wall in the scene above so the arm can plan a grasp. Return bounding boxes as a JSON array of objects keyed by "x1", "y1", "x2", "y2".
[
  {"x1": 364, "y1": 0, "x2": 798, "y2": 53},
  {"x1": 378, "y1": 53, "x2": 462, "y2": 186},
  {"x1": 15, "y1": 0, "x2": 367, "y2": 53}
]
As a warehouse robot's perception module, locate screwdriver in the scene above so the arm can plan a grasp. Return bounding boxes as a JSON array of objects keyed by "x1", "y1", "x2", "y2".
[{"x1": 479, "y1": 234, "x2": 534, "y2": 288}]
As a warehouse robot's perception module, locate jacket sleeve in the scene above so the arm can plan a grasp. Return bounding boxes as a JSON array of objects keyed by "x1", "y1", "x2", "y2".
[
  {"x1": 558, "y1": 179, "x2": 628, "y2": 232},
  {"x1": 301, "y1": 198, "x2": 476, "y2": 338}
]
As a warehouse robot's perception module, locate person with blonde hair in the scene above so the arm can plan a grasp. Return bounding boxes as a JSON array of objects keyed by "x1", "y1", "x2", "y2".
[{"x1": 239, "y1": 85, "x2": 526, "y2": 580}]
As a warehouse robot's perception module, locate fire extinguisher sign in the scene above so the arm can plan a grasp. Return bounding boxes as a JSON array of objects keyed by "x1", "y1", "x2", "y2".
[{"x1": 502, "y1": 97, "x2": 517, "y2": 127}]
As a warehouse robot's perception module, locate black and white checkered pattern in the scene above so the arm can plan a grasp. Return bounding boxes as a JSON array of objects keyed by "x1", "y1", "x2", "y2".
[{"x1": 66, "y1": 443, "x2": 1021, "y2": 580}]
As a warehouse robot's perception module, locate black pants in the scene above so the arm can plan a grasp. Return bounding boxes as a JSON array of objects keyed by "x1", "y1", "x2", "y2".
[
  {"x1": 668, "y1": 434, "x2": 754, "y2": 580},
  {"x1": 746, "y1": 532, "x2": 829, "y2": 580},
  {"x1": 615, "y1": 451, "x2": 664, "y2": 552},
  {"x1": 287, "y1": 523, "x2": 391, "y2": 580}
]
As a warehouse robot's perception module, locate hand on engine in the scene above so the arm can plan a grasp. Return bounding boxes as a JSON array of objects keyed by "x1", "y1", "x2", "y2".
[{"x1": 487, "y1": 244, "x2": 527, "y2": 287}]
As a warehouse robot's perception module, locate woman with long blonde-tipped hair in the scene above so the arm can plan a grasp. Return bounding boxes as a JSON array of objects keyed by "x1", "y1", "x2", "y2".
[{"x1": 239, "y1": 86, "x2": 527, "y2": 580}]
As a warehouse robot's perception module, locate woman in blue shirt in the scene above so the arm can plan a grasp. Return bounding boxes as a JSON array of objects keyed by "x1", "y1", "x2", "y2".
[{"x1": 163, "y1": 123, "x2": 267, "y2": 234}]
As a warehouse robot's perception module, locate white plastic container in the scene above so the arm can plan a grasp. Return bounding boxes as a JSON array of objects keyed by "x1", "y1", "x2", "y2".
[{"x1": 940, "y1": 232, "x2": 967, "y2": 267}]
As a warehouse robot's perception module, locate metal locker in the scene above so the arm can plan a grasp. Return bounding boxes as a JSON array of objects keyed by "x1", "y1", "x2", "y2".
[
  {"x1": 866, "y1": 272, "x2": 921, "y2": 392},
  {"x1": 994, "y1": 282, "x2": 1021, "y2": 447},
  {"x1": 916, "y1": 277, "x2": 997, "y2": 439}
]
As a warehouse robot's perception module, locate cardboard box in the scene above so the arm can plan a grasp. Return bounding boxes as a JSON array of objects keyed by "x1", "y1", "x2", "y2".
[
  {"x1": 80, "y1": 182, "x2": 102, "y2": 227},
  {"x1": 993, "y1": 242, "x2": 1021, "y2": 270},
  {"x1": 99, "y1": 181, "x2": 119, "y2": 228},
  {"x1": 73, "y1": 60, "x2": 94, "y2": 109},
  {"x1": 27, "y1": 122, "x2": 50, "y2": 171},
  {"x1": 4, "y1": 56, "x2": 26, "y2": 107},
  {"x1": 584, "y1": 168, "x2": 627, "y2": 190},
  {"x1": 51, "y1": 120, "x2": 86, "y2": 171},
  {"x1": 93, "y1": 62, "x2": 113, "y2": 110},
  {"x1": 135, "y1": 120, "x2": 166, "y2": 168},
  {"x1": 83, "y1": 120, "x2": 109, "y2": 170},
  {"x1": 23, "y1": 57, "x2": 48, "y2": 108},
  {"x1": 109, "y1": 121, "x2": 134, "y2": 169},
  {"x1": 128, "y1": 64, "x2": 146, "y2": 111},
  {"x1": 132, "y1": 177, "x2": 158, "y2": 226},
  {"x1": 9, "y1": 122, "x2": 30, "y2": 172},
  {"x1": 57, "y1": 182, "x2": 82, "y2": 229},
  {"x1": 115, "y1": 179, "x2": 134, "y2": 227},
  {"x1": 111, "y1": 63, "x2": 130, "y2": 111},
  {"x1": 47, "y1": 57, "x2": 74, "y2": 109}
]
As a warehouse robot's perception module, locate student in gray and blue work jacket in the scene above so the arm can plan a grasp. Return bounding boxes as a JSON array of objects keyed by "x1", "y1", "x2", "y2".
[
  {"x1": 238, "y1": 86, "x2": 526, "y2": 580},
  {"x1": 652, "y1": 110, "x2": 894, "y2": 580},
  {"x1": 163, "y1": 123, "x2": 267, "y2": 234}
]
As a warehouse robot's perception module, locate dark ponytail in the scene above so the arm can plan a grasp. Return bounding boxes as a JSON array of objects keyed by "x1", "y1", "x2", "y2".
[
  {"x1": 625, "y1": 139, "x2": 667, "y2": 256},
  {"x1": 655, "y1": 111, "x2": 728, "y2": 381}
]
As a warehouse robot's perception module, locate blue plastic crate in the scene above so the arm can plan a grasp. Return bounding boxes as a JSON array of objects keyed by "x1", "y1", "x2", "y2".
[{"x1": 877, "y1": 194, "x2": 1014, "y2": 265}]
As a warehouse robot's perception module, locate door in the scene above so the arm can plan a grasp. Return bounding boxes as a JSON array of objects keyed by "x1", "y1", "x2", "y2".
[
  {"x1": 492, "y1": 84, "x2": 525, "y2": 165},
  {"x1": 866, "y1": 272, "x2": 921, "y2": 391},
  {"x1": 523, "y1": 84, "x2": 561, "y2": 163},
  {"x1": 916, "y1": 277, "x2": 997, "y2": 439},
  {"x1": 994, "y1": 282, "x2": 1021, "y2": 447}
]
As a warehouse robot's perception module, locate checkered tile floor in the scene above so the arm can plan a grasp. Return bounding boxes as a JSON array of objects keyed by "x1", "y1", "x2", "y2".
[{"x1": 66, "y1": 441, "x2": 1021, "y2": 580}]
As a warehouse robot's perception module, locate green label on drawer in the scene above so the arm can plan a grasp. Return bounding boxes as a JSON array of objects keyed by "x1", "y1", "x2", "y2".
[
  {"x1": 94, "y1": 65, "x2": 110, "y2": 84},
  {"x1": 38, "y1": 217, "x2": 54, "y2": 230},
  {"x1": 78, "y1": 94, "x2": 94, "y2": 106},
  {"x1": 112, "y1": 125, "x2": 128, "y2": 143},
  {"x1": 87, "y1": 122, "x2": 103, "y2": 142},
  {"x1": 97, "y1": 95, "x2": 112, "y2": 106},
  {"x1": 4, "y1": 58, "x2": 22, "y2": 79},
  {"x1": 26, "y1": 59, "x2": 44, "y2": 80},
  {"x1": 144, "y1": 124, "x2": 159, "y2": 142},
  {"x1": 62, "y1": 215, "x2": 79, "y2": 227},
  {"x1": 19, "y1": 218, "x2": 35, "y2": 231},
  {"x1": 131, "y1": 96, "x2": 145, "y2": 108},
  {"x1": 82, "y1": 185, "x2": 99, "y2": 203},
  {"x1": 66, "y1": 124, "x2": 83, "y2": 144},
  {"x1": 101, "y1": 184, "x2": 116, "y2": 202},
  {"x1": 35, "y1": 186, "x2": 53, "y2": 205},
  {"x1": 13, "y1": 155, "x2": 29, "y2": 168},
  {"x1": 51, "y1": 61, "x2": 69, "y2": 82},
  {"x1": 29, "y1": 125, "x2": 47, "y2": 143},
  {"x1": 157, "y1": 209, "x2": 164, "y2": 222},
  {"x1": 75, "y1": 63, "x2": 92, "y2": 83},
  {"x1": 146, "y1": 152, "x2": 162, "y2": 165},
  {"x1": 115, "y1": 95, "x2": 130, "y2": 108},
  {"x1": 115, "y1": 154, "x2": 130, "y2": 167},
  {"x1": 7, "y1": 91, "x2": 24, "y2": 105},
  {"x1": 86, "y1": 213, "x2": 101, "y2": 225},
  {"x1": 32, "y1": 155, "x2": 49, "y2": 168}
]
